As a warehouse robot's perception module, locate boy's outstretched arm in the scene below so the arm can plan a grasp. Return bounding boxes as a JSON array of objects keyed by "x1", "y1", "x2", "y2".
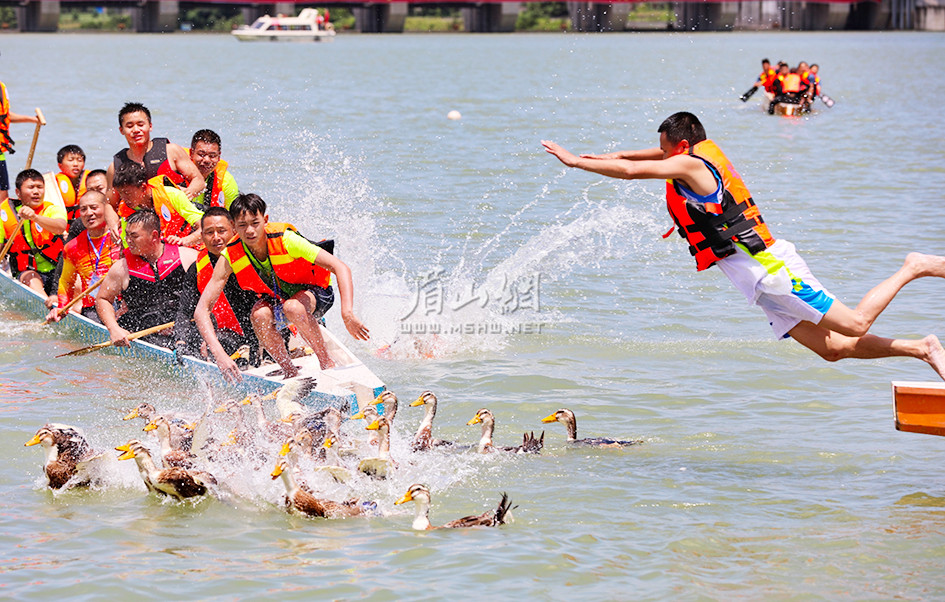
[{"x1": 542, "y1": 140, "x2": 700, "y2": 184}]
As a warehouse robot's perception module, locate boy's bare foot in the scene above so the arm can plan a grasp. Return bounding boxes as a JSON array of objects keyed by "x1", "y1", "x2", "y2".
[
  {"x1": 904, "y1": 253, "x2": 945, "y2": 279},
  {"x1": 922, "y1": 334, "x2": 945, "y2": 381}
]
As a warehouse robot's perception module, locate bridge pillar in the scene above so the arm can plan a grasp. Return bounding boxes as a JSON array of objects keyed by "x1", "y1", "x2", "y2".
[
  {"x1": 916, "y1": 0, "x2": 945, "y2": 29},
  {"x1": 133, "y1": 1, "x2": 180, "y2": 33},
  {"x1": 461, "y1": 3, "x2": 520, "y2": 32},
  {"x1": 567, "y1": 3, "x2": 632, "y2": 31},
  {"x1": 672, "y1": 2, "x2": 736, "y2": 30},
  {"x1": 15, "y1": 1, "x2": 60, "y2": 32},
  {"x1": 354, "y1": 3, "x2": 407, "y2": 32}
]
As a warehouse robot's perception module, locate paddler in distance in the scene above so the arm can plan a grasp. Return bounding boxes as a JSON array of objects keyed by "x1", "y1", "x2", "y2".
[
  {"x1": 112, "y1": 161, "x2": 204, "y2": 247},
  {"x1": 195, "y1": 194, "x2": 370, "y2": 382},
  {"x1": 105, "y1": 102, "x2": 204, "y2": 209},
  {"x1": 189, "y1": 129, "x2": 239, "y2": 210},
  {"x1": 542, "y1": 111, "x2": 945, "y2": 380},
  {"x1": 95, "y1": 209, "x2": 197, "y2": 349}
]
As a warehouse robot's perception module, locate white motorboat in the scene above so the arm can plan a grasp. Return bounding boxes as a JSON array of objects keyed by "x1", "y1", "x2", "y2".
[{"x1": 232, "y1": 8, "x2": 335, "y2": 42}]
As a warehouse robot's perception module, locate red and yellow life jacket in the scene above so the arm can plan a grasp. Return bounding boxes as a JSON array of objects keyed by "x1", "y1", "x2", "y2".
[
  {"x1": 56, "y1": 171, "x2": 89, "y2": 222},
  {"x1": 119, "y1": 175, "x2": 190, "y2": 241},
  {"x1": 196, "y1": 248, "x2": 243, "y2": 335},
  {"x1": 227, "y1": 222, "x2": 331, "y2": 298},
  {"x1": 6, "y1": 200, "x2": 64, "y2": 273},
  {"x1": 665, "y1": 139, "x2": 774, "y2": 271},
  {"x1": 204, "y1": 159, "x2": 229, "y2": 208},
  {"x1": 760, "y1": 68, "x2": 777, "y2": 93},
  {"x1": 0, "y1": 82, "x2": 12, "y2": 155}
]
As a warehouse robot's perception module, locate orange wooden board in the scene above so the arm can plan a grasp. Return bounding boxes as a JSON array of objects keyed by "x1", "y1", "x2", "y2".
[{"x1": 892, "y1": 381, "x2": 945, "y2": 437}]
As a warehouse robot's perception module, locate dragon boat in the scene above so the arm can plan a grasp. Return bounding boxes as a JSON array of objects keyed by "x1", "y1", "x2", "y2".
[{"x1": 1, "y1": 173, "x2": 383, "y2": 412}]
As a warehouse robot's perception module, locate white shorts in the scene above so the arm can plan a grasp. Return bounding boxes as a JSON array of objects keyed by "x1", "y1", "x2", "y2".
[{"x1": 717, "y1": 239, "x2": 836, "y2": 340}]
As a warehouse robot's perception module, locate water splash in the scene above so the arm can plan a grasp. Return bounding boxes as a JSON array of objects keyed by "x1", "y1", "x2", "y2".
[{"x1": 262, "y1": 132, "x2": 672, "y2": 361}]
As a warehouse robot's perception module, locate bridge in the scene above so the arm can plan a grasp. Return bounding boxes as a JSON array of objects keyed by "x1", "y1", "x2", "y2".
[{"x1": 5, "y1": 0, "x2": 941, "y2": 34}]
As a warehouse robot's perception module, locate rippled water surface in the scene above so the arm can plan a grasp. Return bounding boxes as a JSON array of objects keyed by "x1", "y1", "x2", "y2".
[{"x1": 2, "y1": 31, "x2": 945, "y2": 599}]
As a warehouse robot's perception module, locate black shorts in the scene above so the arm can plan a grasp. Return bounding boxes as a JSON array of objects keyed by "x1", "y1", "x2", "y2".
[
  {"x1": 0, "y1": 155, "x2": 8, "y2": 192},
  {"x1": 262, "y1": 285, "x2": 334, "y2": 320}
]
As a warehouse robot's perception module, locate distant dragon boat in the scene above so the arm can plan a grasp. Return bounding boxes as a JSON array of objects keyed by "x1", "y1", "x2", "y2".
[{"x1": 231, "y1": 8, "x2": 336, "y2": 42}]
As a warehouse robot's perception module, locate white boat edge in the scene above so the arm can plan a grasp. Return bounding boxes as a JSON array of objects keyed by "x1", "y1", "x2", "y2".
[{"x1": 0, "y1": 229, "x2": 384, "y2": 413}]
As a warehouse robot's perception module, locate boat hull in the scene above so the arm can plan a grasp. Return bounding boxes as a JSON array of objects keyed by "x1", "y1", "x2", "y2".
[
  {"x1": 892, "y1": 381, "x2": 945, "y2": 437},
  {"x1": 231, "y1": 31, "x2": 335, "y2": 42}
]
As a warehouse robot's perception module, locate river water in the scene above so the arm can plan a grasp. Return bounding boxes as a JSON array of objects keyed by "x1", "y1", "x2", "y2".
[{"x1": 2, "y1": 31, "x2": 945, "y2": 598}]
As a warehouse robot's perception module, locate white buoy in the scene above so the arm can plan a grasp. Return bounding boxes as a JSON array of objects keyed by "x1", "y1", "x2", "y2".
[{"x1": 447, "y1": 110, "x2": 462, "y2": 121}]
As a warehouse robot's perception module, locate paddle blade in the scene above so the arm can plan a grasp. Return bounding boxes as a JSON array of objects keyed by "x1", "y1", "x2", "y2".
[
  {"x1": 56, "y1": 341, "x2": 111, "y2": 358},
  {"x1": 821, "y1": 95, "x2": 835, "y2": 108},
  {"x1": 740, "y1": 87, "x2": 758, "y2": 102}
]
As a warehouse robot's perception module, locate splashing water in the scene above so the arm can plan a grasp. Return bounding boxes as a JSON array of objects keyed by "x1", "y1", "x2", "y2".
[{"x1": 266, "y1": 132, "x2": 673, "y2": 361}]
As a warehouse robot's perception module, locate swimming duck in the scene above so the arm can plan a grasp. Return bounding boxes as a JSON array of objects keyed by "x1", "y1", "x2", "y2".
[
  {"x1": 124, "y1": 403, "x2": 193, "y2": 450},
  {"x1": 116, "y1": 440, "x2": 212, "y2": 500},
  {"x1": 540, "y1": 408, "x2": 642, "y2": 447},
  {"x1": 351, "y1": 404, "x2": 381, "y2": 448},
  {"x1": 271, "y1": 377, "x2": 319, "y2": 419},
  {"x1": 270, "y1": 456, "x2": 375, "y2": 518},
  {"x1": 280, "y1": 431, "x2": 353, "y2": 483},
  {"x1": 143, "y1": 416, "x2": 197, "y2": 469},
  {"x1": 371, "y1": 391, "x2": 398, "y2": 426},
  {"x1": 395, "y1": 484, "x2": 515, "y2": 530},
  {"x1": 359, "y1": 416, "x2": 394, "y2": 478},
  {"x1": 467, "y1": 409, "x2": 543, "y2": 454},
  {"x1": 410, "y1": 390, "x2": 454, "y2": 451},
  {"x1": 240, "y1": 394, "x2": 296, "y2": 443},
  {"x1": 122, "y1": 403, "x2": 156, "y2": 422},
  {"x1": 24, "y1": 424, "x2": 102, "y2": 489}
]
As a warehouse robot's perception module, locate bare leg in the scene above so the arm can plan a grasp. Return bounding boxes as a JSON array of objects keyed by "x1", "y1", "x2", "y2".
[
  {"x1": 819, "y1": 253, "x2": 945, "y2": 337},
  {"x1": 19, "y1": 270, "x2": 45, "y2": 295},
  {"x1": 284, "y1": 291, "x2": 333, "y2": 370},
  {"x1": 789, "y1": 320, "x2": 945, "y2": 380},
  {"x1": 250, "y1": 300, "x2": 298, "y2": 379}
]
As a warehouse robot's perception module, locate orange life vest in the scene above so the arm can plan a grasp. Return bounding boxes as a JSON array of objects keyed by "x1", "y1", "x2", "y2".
[
  {"x1": 196, "y1": 248, "x2": 243, "y2": 335},
  {"x1": 203, "y1": 159, "x2": 229, "y2": 209},
  {"x1": 665, "y1": 140, "x2": 774, "y2": 271},
  {"x1": 0, "y1": 82, "x2": 12, "y2": 155},
  {"x1": 56, "y1": 171, "x2": 89, "y2": 222},
  {"x1": 782, "y1": 73, "x2": 802, "y2": 93},
  {"x1": 6, "y1": 200, "x2": 64, "y2": 273},
  {"x1": 227, "y1": 222, "x2": 332, "y2": 298}
]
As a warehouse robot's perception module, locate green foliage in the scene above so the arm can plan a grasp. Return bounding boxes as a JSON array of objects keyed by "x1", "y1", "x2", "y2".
[
  {"x1": 181, "y1": 7, "x2": 243, "y2": 31},
  {"x1": 326, "y1": 7, "x2": 355, "y2": 31},
  {"x1": 517, "y1": 2, "x2": 569, "y2": 30},
  {"x1": 59, "y1": 9, "x2": 131, "y2": 31},
  {"x1": 0, "y1": 7, "x2": 16, "y2": 29},
  {"x1": 404, "y1": 16, "x2": 463, "y2": 32}
]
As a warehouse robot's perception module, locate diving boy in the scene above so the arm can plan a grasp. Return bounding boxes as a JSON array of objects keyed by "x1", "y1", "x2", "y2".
[{"x1": 542, "y1": 112, "x2": 945, "y2": 379}]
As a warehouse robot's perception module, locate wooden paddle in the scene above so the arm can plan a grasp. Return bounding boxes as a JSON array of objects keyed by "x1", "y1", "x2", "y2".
[
  {"x1": 24, "y1": 108, "x2": 45, "y2": 170},
  {"x1": 0, "y1": 214, "x2": 24, "y2": 265},
  {"x1": 56, "y1": 320, "x2": 175, "y2": 357},
  {"x1": 44, "y1": 278, "x2": 105, "y2": 324}
]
